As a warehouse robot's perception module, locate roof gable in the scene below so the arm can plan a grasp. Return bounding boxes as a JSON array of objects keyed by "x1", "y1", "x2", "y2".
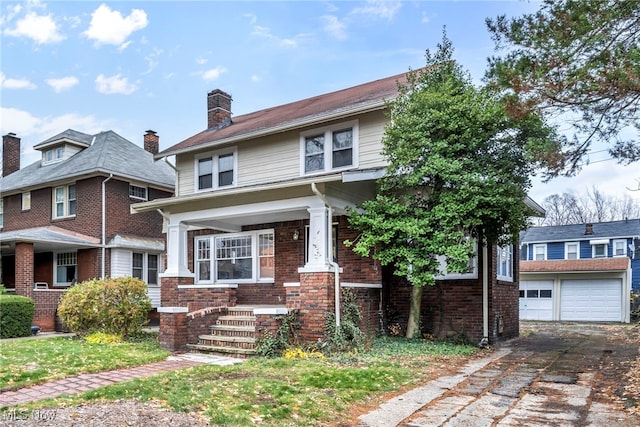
[
  {"x1": 521, "y1": 219, "x2": 640, "y2": 243},
  {"x1": 159, "y1": 69, "x2": 412, "y2": 157}
]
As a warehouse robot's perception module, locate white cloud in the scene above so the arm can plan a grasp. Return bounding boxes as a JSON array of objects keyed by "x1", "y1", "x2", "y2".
[
  {"x1": 320, "y1": 15, "x2": 347, "y2": 40},
  {"x1": 352, "y1": 0, "x2": 401, "y2": 20},
  {"x1": 250, "y1": 24, "x2": 311, "y2": 48},
  {"x1": 3, "y1": 11, "x2": 65, "y2": 44},
  {"x1": 142, "y1": 47, "x2": 163, "y2": 75},
  {"x1": 202, "y1": 66, "x2": 227, "y2": 82},
  {"x1": 0, "y1": 72, "x2": 37, "y2": 90},
  {"x1": 46, "y1": 76, "x2": 79, "y2": 92},
  {"x1": 421, "y1": 12, "x2": 431, "y2": 24},
  {"x1": 250, "y1": 75, "x2": 262, "y2": 83},
  {"x1": 195, "y1": 56, "x2": 208, "y2": 65},
  {"x1": 95, "y1": 73, "x2": 137, "y2": 95},
  {"x1": 83, "y1": 4, "x2": 148, "y2": 49}
]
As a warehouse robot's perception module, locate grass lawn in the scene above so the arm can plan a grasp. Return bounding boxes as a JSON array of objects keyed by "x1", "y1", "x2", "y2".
[
  {"x1": 0, "y1": 333, "x2": 169, "y2": 392},
  {"x1": 5, "y1": 336, "x2": 480, "y2": 426}
]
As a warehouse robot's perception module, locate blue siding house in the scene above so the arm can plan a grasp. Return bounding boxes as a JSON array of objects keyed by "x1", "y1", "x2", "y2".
[{"x1": 519, "y1": 219, "x2": 640, "y2": 322}]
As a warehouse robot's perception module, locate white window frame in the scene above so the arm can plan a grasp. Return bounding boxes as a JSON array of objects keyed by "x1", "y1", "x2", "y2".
[
  {"x1": 21, "y1": 192, "x2": 31, "y2": 211},
  {"x1": 0, "y1": 198, "x2": 3, "y2": 228},
  {"x1": 43, "y1": 146, "x2": 65, "y2": 165},
  {"x1": 436, "y1": 241, "x2": 478, "y2": 280},
  {"x1": 533, "y1": 244, "x2": 546, "y2": 261},
  {"x1": 129, "y1": 184, "x2": 148, "y2": 201},
  {"x1": 132, "y1": 252, "x2": 161, "y2": 286},
  {"x1": 592, "y1": 243, "x2": 607, "y2": 258},
  {"x1": 497, "y1": 245, "x2": 513, "y2": 282},
  {"x1": 613, "y1": 239, "x2": 627, "y2": 257},
  {"x1": 52, "y1": 183, "x2": 76, "y2": 219},
  {"x1": 564, "y1": 242, "x2": 580, "y2": 260},
  {"x1": 54, "y1": 251, "x2": 77, "y2": 286},
  {"x1": 194, "y1": 147, "x2": 238, "y2": 192},
  {"x1": 300, "y1": 120, "x2": 359, "y2": 176},
  {"x1": 194, "y1": 229, "x2": 274, "y2": 284}
]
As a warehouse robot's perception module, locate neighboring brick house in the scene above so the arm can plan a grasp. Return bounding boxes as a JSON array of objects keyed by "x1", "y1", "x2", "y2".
[
  {"x1": 0, "y1": 129, "x2": 174, "y2": 331},
  {"x1": 132, "y1": 71, "x2": 541, "y2": 353},
  {"x1": 519, "y1": 220, "x2": 640, "y2": 322}
]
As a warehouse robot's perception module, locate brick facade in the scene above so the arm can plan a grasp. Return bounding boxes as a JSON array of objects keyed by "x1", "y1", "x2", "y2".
[{"x1": 32, "y1": 289, "x2": 67, "y2": 332}]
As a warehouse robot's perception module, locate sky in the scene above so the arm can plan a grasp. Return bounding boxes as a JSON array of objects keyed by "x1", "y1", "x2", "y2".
[{"x1": 1, "y1": 0, "x2": 639, "y2": 207}]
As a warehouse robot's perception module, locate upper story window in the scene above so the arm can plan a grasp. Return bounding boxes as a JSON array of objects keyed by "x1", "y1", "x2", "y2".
[
  {"x1": 497, "y1": 245, "x2": 513, "y2": 281},
  {"x1": 300, "y1": 120, "x2": 358, "y2": 175},
  {"x1": 565, "y1": 242, "x2": 579, "y2": 260},
  {"x1": 22, "y1": 192, "x2": 31, "y2": 211},
  {"x1": 195, "y1": 229, "x2": 274, "y2": 284},
  {"x1": 53, "y1": 184, "x2": 76, "y2": 219},
  {"x1": 55, "y1": 252, "x2": 77, "y2": 286},
  {"x1": 129, "y1": 184, "x2": 148, "y2": 201},
  {"x1": 43, "y1": 146, "x2": 65, "y2": 165},
  {"x1": 592, "y1": 242, "x2": 608, "y2": 258},
  {"x1": 132, "y1": 252, "x2": 159, "y2": 285},
  {"x1": 196, "y1": 148, "x2": 237, "y2": 191},
  {"x1": 613, "y1": 239, "x2": 627, "y2": 257},
  {"x1": 533, "y1": 244, "x2": 546, "y2": 260}
]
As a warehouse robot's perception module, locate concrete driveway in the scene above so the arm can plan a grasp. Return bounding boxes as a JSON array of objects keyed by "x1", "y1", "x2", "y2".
[{"x1": 359, "y1": 322, "x2": 640, "y2": 426}]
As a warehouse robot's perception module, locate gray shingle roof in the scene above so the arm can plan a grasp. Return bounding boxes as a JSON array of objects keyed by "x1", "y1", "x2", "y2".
[
  {"x1": 0, "y1": 130, "x2": 174, "y2": 194},
  {"x1": 521, "y1": 219, "x2": 640, "y2": 243},
  {"x1": 33, "y1": 129, "x2": 93, "y2": 149}
]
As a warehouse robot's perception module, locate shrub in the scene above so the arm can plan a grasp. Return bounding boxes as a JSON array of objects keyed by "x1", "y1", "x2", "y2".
[
  {"x1": 85, "y1": 332, "x2": 123, "y2": 344},
  {"x1": 320, "y1": 289, "x2": 365, "y2": 354},
  {"x1": 255, "y1": 311, "x2": 299, "y2": 357},
  {"x1": 57, "y1": 277, "x2": 152, "y2": 338},
  {"x1": 0, "y1": 294, "x2": 35, "y2": 338}
]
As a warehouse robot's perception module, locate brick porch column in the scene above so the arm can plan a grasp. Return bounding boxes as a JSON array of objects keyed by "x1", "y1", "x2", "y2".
[
  {"x1": 297, "y1": 271, "x2": 335, "y2": 342},
  {"x1": 158, "y1": 307, "x2": 188, "y2": 351},
  {"x1": 15, "y1": 242, "x2": 34, "y2": 300}
]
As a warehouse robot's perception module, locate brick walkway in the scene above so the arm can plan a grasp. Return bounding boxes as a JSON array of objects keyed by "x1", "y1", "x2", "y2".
[{"x1": 0, "y1": 354, "x2": 242, "y2": 407}]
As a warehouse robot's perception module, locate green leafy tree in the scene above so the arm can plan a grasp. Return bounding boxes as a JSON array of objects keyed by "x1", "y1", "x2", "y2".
[
  {"x1": 347, "y1": 34, "x2": 559, "y2": 338},
  {"x1": 486, "y1": 0, "x2": 640, "y2": 177}
]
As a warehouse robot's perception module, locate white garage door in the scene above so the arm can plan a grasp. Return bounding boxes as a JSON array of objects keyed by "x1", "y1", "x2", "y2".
[
  {"x1": 520, "y1": 280, "x2": 553, "y2": 321},
  {"x1": 560, "y1": 279, "x2": 622, "y2": 321}
]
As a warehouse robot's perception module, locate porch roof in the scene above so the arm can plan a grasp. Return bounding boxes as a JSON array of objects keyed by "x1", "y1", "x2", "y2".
[
  {"x1": 0, "y1": 226, "x2": 100, "y2": 254},
  {"x1": 520, "y1": 257, "x2": 630, "y2": 273}
]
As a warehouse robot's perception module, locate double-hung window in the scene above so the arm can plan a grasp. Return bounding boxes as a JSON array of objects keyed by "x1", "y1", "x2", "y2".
[
  {"x1": 533, "y1": 244, "x2": 546, "y2": 260},
  {"x1": 196, "y1": 149, "x2": 237, "y2": 191},
  {"x1": 55, "y1": 252, "x2": 77, "y2": 286},
  {"x1": 301, "y1": 120, "x2": 358, "y2": 175},
  {"x1": 613, "y1": 239, "x2": 627, "y2": 257},
  {"x1": 132, "y1": 253, "x2": 159, "y2": 285},
  {"x1": 592, "y1": 243, "x2": 607, "y2": 258},
  {"x1": 565, "y1": 242, "x2": 579, "y2": 260},
  {"x1": 53, "y1": 184, "x2": 76, "y2": 218},
  {"x1": 497, "y1": 245, "x2": 513, "y2": 281},
  {"x1": 195, "y1": 230, "x2": 274, "y2": 284}
]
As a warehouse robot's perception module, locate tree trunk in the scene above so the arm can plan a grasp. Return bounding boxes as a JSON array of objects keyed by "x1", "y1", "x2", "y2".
[{"x1": 406, "y1": 285, "x2": 423, "y2": 338}]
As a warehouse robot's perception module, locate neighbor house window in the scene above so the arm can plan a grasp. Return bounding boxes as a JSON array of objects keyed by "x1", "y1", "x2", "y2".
[
  {"x1": 533, "y1": 244, "x2": 546, "y2": 260},
  {"x1": 592, "y1": 243, "x2": 607, "y2": 258},
  {"x1": 301, "y1": 120, "x2": 358, "y2": 175},
  {"x1": 132, "y1": 253, "x2": 159, "y2": 285},
  {"x1": 565, "y1": 242, "x2": 579, "y2": 260},
  {"x1": 21, "y1": 192, "x2": 31, "y2": 211},
  {"x1": 196, "y1": 149, "x2": 237, "y2": 191},
  {"x1": 195, "y1": 229, "x2": 274, "y2": 284},
  {"x1": 53, "y1": 184, "x2": 76, "y2": 218},
  {"x1": 613, "y1": 239, "x2": 627, "y2": 257},
  {"x1": 55, "y1": 252, "x2": 77, "y2": 286},
  {"x1": 129, "y1": 184, "x2": 147, "y2": 201},
  {"x1": 497, "y1": 245, "x2": 513, "y2": 281}
]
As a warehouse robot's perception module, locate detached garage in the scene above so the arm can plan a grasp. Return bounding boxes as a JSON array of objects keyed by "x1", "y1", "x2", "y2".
[{"x1": 520, "y1": 258, "x2": 631, "y2": 323}]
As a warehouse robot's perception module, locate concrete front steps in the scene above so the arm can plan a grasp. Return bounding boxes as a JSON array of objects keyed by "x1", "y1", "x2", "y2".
[{"x1": 187, "y1": 306, "x2": 258, "y2": 358}]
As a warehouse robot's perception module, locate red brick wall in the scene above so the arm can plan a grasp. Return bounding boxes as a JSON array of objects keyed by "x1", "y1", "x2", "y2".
[
  {"x1": 297, "y1": 272, "x2": 334, "y2": 342},
  {"x1": 345, "y1": 287, "x2": 382, "y2": 336},
  {"x1": 159, "y1": 311, "x2": 187, "y2": 351},
  {"x1": 15, "y1": 242, "x2": 34, "y2": 299},
  {"x1": 34, "y1": 253, "x2": 53, "y2": 285},
  {"x1": 32, "y1": 289, "x2": 66, "y2": 332},
  {"x1": 77, "y1": 248, "x2": 100, "y2": 282}
]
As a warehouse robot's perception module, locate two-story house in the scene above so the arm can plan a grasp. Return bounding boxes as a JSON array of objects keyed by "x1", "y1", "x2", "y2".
[
  {"x1": 519, "y1": 220, "x2": 640, "y2": 323},
  {"x1": 132, "y1": 70, "x2": 540, "y2": 353},
  {"x1": 0, "y1": 130, "x2": 174, "y2": 331}
]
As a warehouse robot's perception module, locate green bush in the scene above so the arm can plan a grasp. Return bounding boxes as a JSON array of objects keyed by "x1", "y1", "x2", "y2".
[
  {"x1": 57, "y1": 277, "x2": 152, "y2": 338},
  {"x1": 0, "y1": 294, "x2": 35, "y2": 338}
]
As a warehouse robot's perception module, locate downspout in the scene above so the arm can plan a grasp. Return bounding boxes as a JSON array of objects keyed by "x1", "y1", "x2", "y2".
[
  {"x1": 480, "y1": 241, "x2": 489, "y2": 347},
  {"x1": 311, "y1": 182, "x2": 340, "y2": 327},
  {"x1": 101, "y1": 173, "x2": 113, "y2": 278}
]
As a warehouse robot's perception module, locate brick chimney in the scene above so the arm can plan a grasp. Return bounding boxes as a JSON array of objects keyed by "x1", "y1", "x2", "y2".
[
  {"x1": 585, "y1": 223, "x2": 594, "y2": 235},
  {"x1": 144, "y1": 130, "x2": 159, "y2": 155},
  {"x1": 207, "y1": 89, "x2": 232, "y2": 129},
  {"x1": 2, "y1": 133, "x2": 21, "y2": 177}
]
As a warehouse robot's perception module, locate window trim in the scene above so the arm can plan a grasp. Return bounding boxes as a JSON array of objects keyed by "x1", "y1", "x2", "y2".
[
  {"x1": 613, "y1": 239, "x2": 627, "y2": 257},
  {"x1": 194, "y1": 147, "x2": 238, "y2": 192},
  {"x1": 564, "y1": 242, "x2": 580, "y2": 260},
  {"x1": 299, "y1": 120, "x2": 359, "y2": 176},
  {"x1": 497, "y1": 245, "x2": 513, "y2": 282},
  {"x1": 129, "y1": 184, "x2": 148, "y2": 201},
  {"x1": 592, "y1": 242, "x2": 608, "y2": 258},
  {"x1": 52, "y1": 183, "x2": 76, "y2": 219},
  {"x1": 194, "y1": 229, "x2": 275, "y2": 284},
  {"x1": 43, "y1": 146, "x2": 65, "y2": 165},
  {"x1": 54, "y1": 251, "x2": 77, "y2": 287},
  {"x1": 21, "y1": 191, "x2": 31, "y2": 211},
  {"x1": 436, "y1": 241, "x2": 478, "y2": 280},
  {"x1": 132, "y1": 252, "x2": 161, "y2": 286},
  {"x1": 533, "y1": 244, "x2": 547, "y2": 261}
]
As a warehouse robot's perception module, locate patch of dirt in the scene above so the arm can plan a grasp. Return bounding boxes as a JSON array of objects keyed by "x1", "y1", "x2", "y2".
[{"x1": 0, "y1": 400, "x2": 211, "y2": 426}]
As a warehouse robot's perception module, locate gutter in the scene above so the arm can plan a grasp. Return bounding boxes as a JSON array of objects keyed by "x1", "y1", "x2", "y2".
[
  {"x1": 101, "y1": 173, "x2": 113, "y2": 277},
  {"x1": 311, "y1": 182, "x2": 341, "y2": 327}
]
